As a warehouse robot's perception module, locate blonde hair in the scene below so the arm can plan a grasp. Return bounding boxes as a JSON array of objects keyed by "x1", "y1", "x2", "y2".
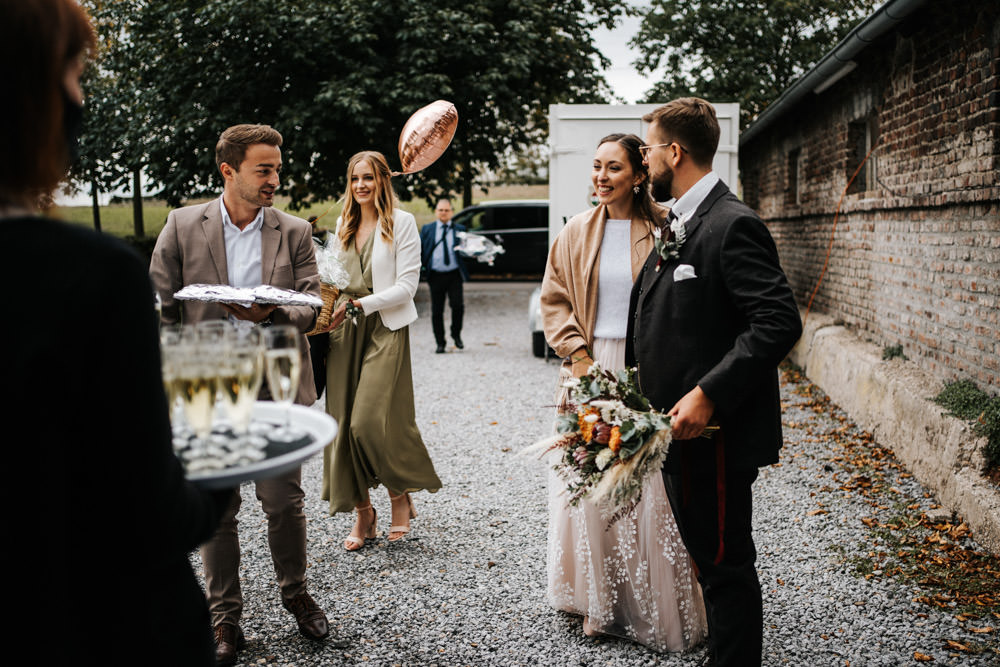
[{"x1": 338, "y1": 151, "x2": 396, "y2": 248}]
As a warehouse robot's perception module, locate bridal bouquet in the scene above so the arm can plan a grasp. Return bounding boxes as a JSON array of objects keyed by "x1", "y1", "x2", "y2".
[{"x1": 525, "y1": 364, "x2": 674, "y2": 512}]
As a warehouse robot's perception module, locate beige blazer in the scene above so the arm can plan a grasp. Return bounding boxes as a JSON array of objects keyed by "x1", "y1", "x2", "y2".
[
  {"x1": 149, "y1": 200, "x2": 321, "y2": 406},
  {"x1": 540, "y1": 204, "x2": 659, "y2": 359},
  {"x1": 334, "y1": 208, "x2": 420, "y2": 331}
]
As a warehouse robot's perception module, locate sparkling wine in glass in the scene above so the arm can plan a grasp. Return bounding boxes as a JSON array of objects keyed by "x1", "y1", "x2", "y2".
[
  {"x1": 218, "y1": 330, "x2": 266, "y2": 447},
  {"x1": 262, "y1": 325, "x2": 304, "y2": 443},
  {"x1": 176, "y1": 354, "x2": 218, "y2": 444}
]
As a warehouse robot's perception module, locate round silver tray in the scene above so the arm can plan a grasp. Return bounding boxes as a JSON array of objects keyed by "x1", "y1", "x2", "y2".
[{"x1": 186, "y1": 403, "x2": 337, "y2": 488}]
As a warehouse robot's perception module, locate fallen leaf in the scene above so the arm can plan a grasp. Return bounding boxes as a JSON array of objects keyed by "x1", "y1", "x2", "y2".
[
  {"x1": 913, "y1": 651, "x2": 934, "y2": 662},
  {"x1": 807, "y1": 509, "x2": 829, "y2": 516},
  {"x1": 970, "y1": 626, "x2": 994, "y2": 633},
  {"x1": 944, "y1": 640, "x2": 970, "y2": 652}
]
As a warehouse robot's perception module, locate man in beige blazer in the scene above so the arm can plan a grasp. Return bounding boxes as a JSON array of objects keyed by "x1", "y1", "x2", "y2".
[{"x1": 150, "y1": 124, "x2": 340, "y2": 665}]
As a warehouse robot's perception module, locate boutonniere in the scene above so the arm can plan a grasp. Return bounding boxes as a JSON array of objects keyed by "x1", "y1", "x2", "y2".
[
  {"x1": 345, "y1": 300, "x2": 362, "y2": 325},
  {"x1": 652, "y1": 216, "x2": 687, "y2": 272}
]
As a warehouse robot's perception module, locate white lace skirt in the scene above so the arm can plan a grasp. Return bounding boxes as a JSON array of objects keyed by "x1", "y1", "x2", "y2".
[{"x1": 546, "y1": 337, "x2": 708, "y2": 652}]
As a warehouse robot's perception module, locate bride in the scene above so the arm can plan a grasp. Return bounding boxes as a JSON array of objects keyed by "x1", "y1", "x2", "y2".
[{"x1": 539, "y1": 133, "x2": 707, "y2": 652}]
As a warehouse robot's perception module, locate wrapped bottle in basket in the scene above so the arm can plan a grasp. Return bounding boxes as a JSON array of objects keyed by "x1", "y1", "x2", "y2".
[{"x1": 307, "y1": 239, "x2": 350, "y2": 336}]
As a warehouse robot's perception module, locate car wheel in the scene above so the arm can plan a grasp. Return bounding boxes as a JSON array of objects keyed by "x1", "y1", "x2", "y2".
[{"x1": 532, "y1": 330, "x2": 547, "y2": 358}]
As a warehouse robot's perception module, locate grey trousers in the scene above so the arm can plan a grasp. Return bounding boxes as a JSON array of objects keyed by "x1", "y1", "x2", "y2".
[{"x1": 200, "y1": 466, "x2": 308, "y2": 628}]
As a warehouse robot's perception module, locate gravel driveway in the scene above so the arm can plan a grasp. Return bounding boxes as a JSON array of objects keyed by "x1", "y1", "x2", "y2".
[{"x1": 196, "y1": 282, "x2": 999, "y2": 666}]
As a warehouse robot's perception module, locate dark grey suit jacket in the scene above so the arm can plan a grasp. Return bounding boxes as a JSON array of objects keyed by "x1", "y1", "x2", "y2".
[{"x1": 626, "y1": 180, "x2": 802, "y2": 468}]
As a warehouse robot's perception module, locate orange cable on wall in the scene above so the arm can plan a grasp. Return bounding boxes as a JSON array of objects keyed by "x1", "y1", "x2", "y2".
[{"x1": 802, "y1": 140, "x2": 881, "y2": 327}]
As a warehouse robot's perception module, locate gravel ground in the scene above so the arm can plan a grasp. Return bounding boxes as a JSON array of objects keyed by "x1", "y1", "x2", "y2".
[{"x1": 194, "y1": 282, "x2": 999, "y2": 666}]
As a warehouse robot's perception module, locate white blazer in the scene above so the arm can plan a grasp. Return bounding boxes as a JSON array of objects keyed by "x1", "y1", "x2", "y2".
[{"x1": 335, "y1": 208, "x2": 420, "y2": 331}]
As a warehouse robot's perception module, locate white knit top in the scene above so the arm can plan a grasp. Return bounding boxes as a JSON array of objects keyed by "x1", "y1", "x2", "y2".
[{"x1": 592, "y1": 219, "x2": 632, "y2": 340}]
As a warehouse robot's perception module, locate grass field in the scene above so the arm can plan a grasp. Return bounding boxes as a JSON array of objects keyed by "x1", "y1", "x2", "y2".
[{"x1": 53, "y1": 184, "x2": 548, "y2": 239}]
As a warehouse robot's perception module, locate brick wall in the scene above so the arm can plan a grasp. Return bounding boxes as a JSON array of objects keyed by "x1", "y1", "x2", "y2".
[{"x1": 741, "y1": 2, "x2": 1000, "y2": 388}]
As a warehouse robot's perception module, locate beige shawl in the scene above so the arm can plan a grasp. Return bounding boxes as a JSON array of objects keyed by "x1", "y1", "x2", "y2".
[{"x1": 539, "y1": 204, "x2": 661, "y2": 360}]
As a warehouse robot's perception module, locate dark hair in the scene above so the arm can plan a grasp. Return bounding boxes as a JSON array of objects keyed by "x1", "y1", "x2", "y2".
[
  {"x1": 215, "y1": 124, "x2": 283, "y2": 171},
  {"x1": 642, "y1": 97, "x2": 720, "y2": 168},
  {"x1": 0, "y1": 0, "x2": 95, "y2": 208},
  {"x1": 597, "y1": 133, "x2": 660, "y2": 226}
]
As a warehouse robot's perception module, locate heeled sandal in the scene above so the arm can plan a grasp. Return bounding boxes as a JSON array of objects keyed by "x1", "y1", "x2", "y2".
[
  {"x1": 387, "y1": 492, "x2": 416, "y2": 542},
  {"x1": 344, "y1": 504, "x2": 376, "y2": 551}
]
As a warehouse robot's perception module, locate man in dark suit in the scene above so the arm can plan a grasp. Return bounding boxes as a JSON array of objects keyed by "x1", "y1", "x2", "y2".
[
  {"x1": 150, "y1": 124, "x2": 340, "y2": 665},
  {"x1": 420, "y1": 197, "x2": 469, "y2": 353},
  {"x1": 627, "y1": 98, "x2": 802, "y2": 666}
]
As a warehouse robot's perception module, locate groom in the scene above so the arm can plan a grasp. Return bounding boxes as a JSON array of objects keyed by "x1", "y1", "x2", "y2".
[{"x1": 626, "y1": 98, "x2": 802, "y2": 666}]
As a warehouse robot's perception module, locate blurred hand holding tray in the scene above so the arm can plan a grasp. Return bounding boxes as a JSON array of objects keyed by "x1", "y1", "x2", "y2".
[
  {"x1": 174, "y1": 283, "x2": 323, "y2": 308},
  {"x1": 183, "y1": 403, "x2": 338, "y2": 489}
]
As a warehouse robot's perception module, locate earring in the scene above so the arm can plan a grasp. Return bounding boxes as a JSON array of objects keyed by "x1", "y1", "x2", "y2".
[{"x1": 633, "y1": 184, "x2": 641, "y2": 195}]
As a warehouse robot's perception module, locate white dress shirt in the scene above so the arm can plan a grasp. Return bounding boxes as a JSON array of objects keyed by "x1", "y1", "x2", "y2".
[
  {"x1": 667, "y1": 171, "x2": 720, "y2": 225},
  {"x1": 220, "y1": 196, "x2": 264, "y2": 287}
]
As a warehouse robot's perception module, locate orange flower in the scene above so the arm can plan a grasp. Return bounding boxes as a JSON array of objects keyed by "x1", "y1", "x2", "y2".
[
  {"x1": 578, "y1": 408, "x2": 599, "y2": 442},
  {"x1": 609, "y1": 426, "x2": 622, "y2": 452}
]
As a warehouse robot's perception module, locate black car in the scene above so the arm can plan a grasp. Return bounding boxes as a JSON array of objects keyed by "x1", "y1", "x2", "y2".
[{"x1": 451, "y1": 199, "x2": 549, "y2": 279}]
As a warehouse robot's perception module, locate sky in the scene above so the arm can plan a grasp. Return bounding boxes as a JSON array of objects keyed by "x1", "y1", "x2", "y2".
[{"x1": 591, "y1": 4, "x2": 663, "y2": 104}]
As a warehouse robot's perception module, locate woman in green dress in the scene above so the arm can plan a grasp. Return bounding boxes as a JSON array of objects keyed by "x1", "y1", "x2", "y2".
[{"x1": 318, "y1": 150, "x2": 441, "y2": 551}]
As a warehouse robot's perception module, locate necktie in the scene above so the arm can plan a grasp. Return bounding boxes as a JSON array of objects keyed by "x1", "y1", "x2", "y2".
[
  {"x1": 665, "y1": 209, "x2": 678, "y2": 239},
  {"x1": 442, "y1": 224, "x2": 452, "y2": 265}
]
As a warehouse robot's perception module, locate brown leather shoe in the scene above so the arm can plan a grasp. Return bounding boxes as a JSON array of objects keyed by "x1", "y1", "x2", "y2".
[
  {"x1": 213, "y1": 623, "x2": 244, "y2": 667},
  {"x1": 283, "y1": 592, "x2": 329, "y2": 641}
]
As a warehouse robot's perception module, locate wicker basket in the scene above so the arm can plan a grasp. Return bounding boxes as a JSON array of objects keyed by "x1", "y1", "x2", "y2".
[{"x1": 306, "y1": 282, "x2": 340, "y2": 336}]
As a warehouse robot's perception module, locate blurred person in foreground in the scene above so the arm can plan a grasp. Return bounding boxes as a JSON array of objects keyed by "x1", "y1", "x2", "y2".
[
  {"x1": 628, "y1": 98, "x2": 802, "y2": 666},
  {"x1": 316, "y1": 150, "x2": 442, "y2": 550},
  {"x1": 0, "y1": 0, "x2": 232, "y2": 663},
  {"x1": 540, "y1": 133, "x2": 707, "y2": 652},
  {"x1": 150, "y1": 124, "x2": 338, "y2": 664}
]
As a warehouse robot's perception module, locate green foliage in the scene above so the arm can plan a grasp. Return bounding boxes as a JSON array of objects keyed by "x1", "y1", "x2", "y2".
[
  {"x1": 632, "y1": 0, "x2": 881, "y2": 128},
  {"x1": 934, "y1": 380, "x2": 1000, "y2": 468},
  {"x1": 75, "y1": 0, "x2": 620, "y2": 215},
  {"x1": 882, "y1": 344, "x2": 907, "y2": 361}
]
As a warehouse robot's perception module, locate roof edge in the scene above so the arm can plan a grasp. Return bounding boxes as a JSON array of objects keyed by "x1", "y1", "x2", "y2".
[{"x1": 740, "y1": 0, "x2": 929, "y2": 147}]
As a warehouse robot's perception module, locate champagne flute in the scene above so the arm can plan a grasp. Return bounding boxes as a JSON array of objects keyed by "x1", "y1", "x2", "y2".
[
  {"x1": 218, "y1": 328, "x2": 266, "y2": 448},
  {"x1": 262, "y1": 325, "x2": 304, "y2": 443},
  {"x1": 176, "y1": 339, "x2": 222, "y2": 445},
  {"x1": 160, "y1": 324, "x2": 194, "y2": 443},
  {"x1": 195, "y1": 320, "x2": 232, "y2": 433}
]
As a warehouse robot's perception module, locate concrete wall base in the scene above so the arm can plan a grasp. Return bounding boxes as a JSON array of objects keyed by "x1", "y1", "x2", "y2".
[{"x1": 789, "y1": 310, "x2": 1000, "y2": 555}]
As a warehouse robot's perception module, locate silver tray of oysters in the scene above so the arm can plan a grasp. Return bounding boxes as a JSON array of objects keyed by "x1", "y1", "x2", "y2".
[
  {"x1": 174, "y1": 284, "x2": 323, "y2": 308},
  {"x1": 176, "y1": 403, "x2": 337, "y2": 489}
]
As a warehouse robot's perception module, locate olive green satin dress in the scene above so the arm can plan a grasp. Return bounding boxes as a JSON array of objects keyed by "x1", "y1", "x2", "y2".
[{"x1": 322, "y1": 232, "x2": 441, "y2": 513}]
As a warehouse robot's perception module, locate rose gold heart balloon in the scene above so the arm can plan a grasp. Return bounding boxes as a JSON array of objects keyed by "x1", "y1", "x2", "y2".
[{"x1": 397, "y1": 100, "x2": 458, "y2": 174}]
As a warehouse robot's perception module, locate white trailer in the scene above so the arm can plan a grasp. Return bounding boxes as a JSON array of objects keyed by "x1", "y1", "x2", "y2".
[{"x1": 529, "y1": 102, "x2": 740, "y2": 358}]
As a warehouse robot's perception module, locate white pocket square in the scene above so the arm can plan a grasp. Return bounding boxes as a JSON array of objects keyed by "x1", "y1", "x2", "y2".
[{"x1": 673, "y1": 264, "x2": 697, "y2": 282}]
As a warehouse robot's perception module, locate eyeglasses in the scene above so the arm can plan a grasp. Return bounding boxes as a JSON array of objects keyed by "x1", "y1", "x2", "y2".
[{"x1": 638, "y1": 142, "x2": 689, "y2": 159}]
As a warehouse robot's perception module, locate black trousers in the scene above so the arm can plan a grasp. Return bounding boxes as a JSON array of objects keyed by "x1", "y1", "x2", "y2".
[
  {"x1": 662, "y1": 435, "x2": 762, "y2": 667},
  {"x1": 308, "y1": 332, "x2": 328, "y2": 398},
  {"x1": 427, "y1": 269, "x2": 464, "y2": 344}
]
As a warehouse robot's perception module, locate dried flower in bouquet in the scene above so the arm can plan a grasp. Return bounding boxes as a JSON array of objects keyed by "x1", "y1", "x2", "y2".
[{"x1": 524, "y1": 363, "x2": 715, "y2": 515}]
